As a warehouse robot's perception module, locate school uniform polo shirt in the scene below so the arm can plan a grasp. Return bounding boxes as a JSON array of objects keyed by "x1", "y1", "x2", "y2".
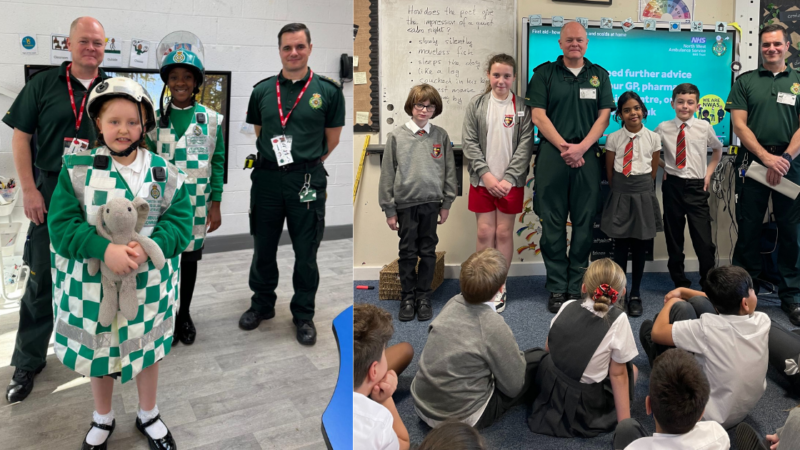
[
  {"x1": 656, "y1": 117, "x2": 723, "y2": 179},
  {"x1": 353, "y1": 392, "x2": 399, "y2": 450},
  {"x1": 606, "y1": 126, "x2": 661, "y2": 176},
  {"x1": 725, "y1": 65, "x2": 800, "y2": 146},
  {"x1": 2, "y1": 61, "x2": 108, "y2": 173},
  {"x1": 672, "y1": 311, "x2": 770, "y2": 429},
  {"x1": 625, "y1": 421, "x2": 730, "y2": 450},
  {"x1": 246, "y1": 68, "x2": 346, "y2": 163},
  {"x1": 525, "y1": 56, "x2": 616, "y2": 143}
]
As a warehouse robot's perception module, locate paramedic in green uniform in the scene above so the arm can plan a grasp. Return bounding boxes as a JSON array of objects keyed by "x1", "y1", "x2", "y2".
[
  {"x1": 526, "y1": 21, "x2": 615, "y2": 313},
  {"x1": 726, "y1": 24, "x2": 800, "y2": 326},
  {"x1": 3, "y1": 17, "x2": 108, "y2": 403},
  {"x1": 240, "y1": 23, "x2": 345, "y2": 345}
]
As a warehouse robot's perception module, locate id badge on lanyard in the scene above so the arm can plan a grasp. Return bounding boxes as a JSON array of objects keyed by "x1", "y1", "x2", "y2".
[
  {"x1": 64, "y1": 63, "x2": 94, "y2": 156},
  {"x1": 274, "y1": 70, "x2": 314, "y2": 166}
]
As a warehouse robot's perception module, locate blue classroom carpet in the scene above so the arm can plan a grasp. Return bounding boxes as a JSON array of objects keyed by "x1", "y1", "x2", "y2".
[{"x1": 355, "y1": 272, "x2": 799, "y2": 450}]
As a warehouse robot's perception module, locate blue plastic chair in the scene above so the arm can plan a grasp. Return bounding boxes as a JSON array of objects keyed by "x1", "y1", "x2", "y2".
[{"x1": 322, "y1": 305, "x2": 353, "y2": 449}]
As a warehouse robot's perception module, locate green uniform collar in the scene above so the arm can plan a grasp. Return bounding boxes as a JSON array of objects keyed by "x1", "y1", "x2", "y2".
[
  {"x1": 757, "y1": 64, "x2": 792, "y2": 76},
  {"x1": 277, "y1": 67, "x2": 312, "y2": 85},
  {"x1": 554, "y1": 55, "x2": 595, "y2": 73},
  {"x1": 56, "y1": 60, "x2": 108, "y2": 82}
]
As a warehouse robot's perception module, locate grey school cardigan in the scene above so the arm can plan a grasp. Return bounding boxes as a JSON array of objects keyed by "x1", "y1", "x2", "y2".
[
  {"x1": 461, "y1": 91, "x2": 534, "y2": 187},
  {"x1": 411, "y1": 294, "x2": 527, "y2": 421}
]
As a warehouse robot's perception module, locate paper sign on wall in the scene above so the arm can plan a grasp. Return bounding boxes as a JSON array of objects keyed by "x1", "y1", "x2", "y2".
[
  {"x1": 102, "y1": 36, "x2": 122, "y2": 67},
  {"x1": 356, "y1": 112, "x2": 369, "y2": 124},
  {"x1": 129, "y1": 38, "x2": 150, "y2": 69},
  {"x1": 50, "y1": 34, "x2": 71, "y2": 65},
  {"x1": 690, "y1": 21, "x2": 703, "y2": 32},
  {"x1": 529, "y1": 15, "x2": 542, "y2": 27},
  {"x1": 353, "y1": 56, "x2": 359, "y2": 67},
  {"x1": 353, "y1": 72, "x2": 367, "y2": 85},
  {"x1": 19, "y1": 34, "x2": 38, "y2": 55}
]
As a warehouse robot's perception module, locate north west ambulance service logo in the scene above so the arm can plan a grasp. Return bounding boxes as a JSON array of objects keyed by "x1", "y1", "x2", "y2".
[
  {"x1": 590, "y1": 76, "x2": 600, "y2": 87},
  {"x1": 309, "y1": 93, "x2": 322, "y2": 109},
  {"x1": 150, "y1": 184, "x2": 161, "y2": 199},
  {"x1": 712, "y1": 35, "x2": 727, "y2": 56},
  {"x1": 431, "y1": 144, "x2": 442, "y2": 159},
  {"x1": 503, "y1": 115, "x2": 514, "y2": 128},
  {"x1": 174, "y1": 51, "x2": 185, "y2": 63},
  {"x1": 792, "y1": 83, "x2": 800, "y2": 95}
]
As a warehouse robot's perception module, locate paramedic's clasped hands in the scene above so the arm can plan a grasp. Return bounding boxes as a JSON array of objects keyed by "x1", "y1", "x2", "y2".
[
  {"x1": 482, "y1": 173, "x2": 511, "y2": 198},
  {"x1": 104, "y1": 244, "x2": 140, "y2": 275},
  {"x1": 370, "y1": 369, "x2": 398, "y2": 403},
  {"x1": 764, "y1": 153, "x2": 791, "y2": 186},
  {"x1": 559, "y1": 142, "x2": 586, "y2": 168}
]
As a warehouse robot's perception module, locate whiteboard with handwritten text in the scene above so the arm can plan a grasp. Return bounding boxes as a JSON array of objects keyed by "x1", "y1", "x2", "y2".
[{"x1": 379, "y1": 0, "x2": 515, "y2": 143}]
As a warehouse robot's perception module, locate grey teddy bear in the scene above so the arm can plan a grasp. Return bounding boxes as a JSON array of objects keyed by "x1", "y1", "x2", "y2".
[{"x1": 87, "y1": 197, "x2": 166, "y2": 327}]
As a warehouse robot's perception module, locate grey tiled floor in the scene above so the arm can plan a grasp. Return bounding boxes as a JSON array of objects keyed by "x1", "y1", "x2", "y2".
[{"x1": 0, "y1": 238, "x2": 353, "y2": 450}]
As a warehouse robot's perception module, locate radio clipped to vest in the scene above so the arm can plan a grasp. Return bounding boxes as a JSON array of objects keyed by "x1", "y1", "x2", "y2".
[{"x1": 243, "y1": 154, "x2": 256, "y2": 170}]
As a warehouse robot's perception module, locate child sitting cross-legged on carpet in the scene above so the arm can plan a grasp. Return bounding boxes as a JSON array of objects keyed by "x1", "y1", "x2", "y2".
[{"x1": 411, "y1": 248, "x2": 543, "y2": 430}]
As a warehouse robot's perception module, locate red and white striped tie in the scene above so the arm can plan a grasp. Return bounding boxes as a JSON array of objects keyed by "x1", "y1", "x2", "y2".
[
  {"x1": 622, "y1": 136, "x2": 635, "y2": 177},
  {"x1": 416, "y1": 129, "x2": 426, "y2": 136},
  {"x1": 676, "y1": 123, "x2": 687, "y2": 169}
]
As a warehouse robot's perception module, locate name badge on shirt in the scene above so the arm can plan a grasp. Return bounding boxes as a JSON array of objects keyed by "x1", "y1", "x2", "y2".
[
  {"x1": 271, "y1": 135, "x2": 294, "y2": 166},
  {"x1": 777, "y1": 92, "x2": 796, "y2": 105},
  {"x1": 580, "y1": 88, "x2": 597, "y2": 100},
  {"x1": 63, "y1": 137, "x2": 89, "y2": 155}
]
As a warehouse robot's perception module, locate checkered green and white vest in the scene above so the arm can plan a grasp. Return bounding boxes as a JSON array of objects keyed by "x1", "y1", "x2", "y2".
[
  {"x1": 50, "y1": 147, "x2": 186, "y2": 383},
  {"x1": 150, "y1": 103, "x2": 221, "y2": 252}
]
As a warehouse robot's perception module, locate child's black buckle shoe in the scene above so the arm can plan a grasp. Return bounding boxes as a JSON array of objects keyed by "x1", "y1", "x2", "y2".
[
  {"x1": 81, "y1": 419, "x2": 115, "y2": 450},
  {"x1": 136, "y1": 415, "x2": 176, "y2": 450}
]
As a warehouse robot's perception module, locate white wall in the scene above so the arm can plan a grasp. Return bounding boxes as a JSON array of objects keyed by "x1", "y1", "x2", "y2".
[{"x1": 0, "y1": 0, "x2": 354, "y2": 255}]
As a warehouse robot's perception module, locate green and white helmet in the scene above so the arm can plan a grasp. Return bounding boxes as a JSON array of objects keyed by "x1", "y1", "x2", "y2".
[
  {"x1": 87, "y1": 77, "x2": 157, "y2": 133},
  {"x1": 157, "y1": 31, "x2": 206, "y2": 90}
]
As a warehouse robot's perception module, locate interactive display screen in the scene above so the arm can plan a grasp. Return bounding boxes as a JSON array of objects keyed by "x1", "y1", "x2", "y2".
[{"x1": 525, "y1": 25, "x2": 737, "y2": 147}]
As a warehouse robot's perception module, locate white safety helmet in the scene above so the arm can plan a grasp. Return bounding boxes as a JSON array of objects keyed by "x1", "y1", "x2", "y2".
[{"x1": 87, "y1": 77, "x2": 157, "y2": 133}]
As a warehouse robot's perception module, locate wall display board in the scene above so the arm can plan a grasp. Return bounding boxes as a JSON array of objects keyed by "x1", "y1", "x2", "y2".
[
  {"x1": 379, "y1": 0, "x2": 515, "y2": 143},
  {"x1": 24, "y1": 65, "x2": 232, "y2": 182}
]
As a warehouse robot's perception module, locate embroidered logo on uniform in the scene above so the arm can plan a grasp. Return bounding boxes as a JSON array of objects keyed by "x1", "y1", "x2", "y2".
[
  {"x1": 792, "y1": 83, "x2": 800, "y2": 95},
  {"x1": 150, "y1": 184, "x2": 161, "y2": 199},
  {"x1": 193, "y1": 125, "x2": 202, "y2": 136},
  {"x1": 431, "y1": 144, "x2": 442, "y2": 159},
  {"x1": 590, "y1": 76, "x2": 600, "y2": 87},
  {"x1": 503, "y1": 115, "x2": 514, "y2": 128},
  {"x1": 309, "y1": 93, "x2": 323, "y2": 109},
  {"x1": 174, "y1": 51, "x2": 185, "y2": 63}
]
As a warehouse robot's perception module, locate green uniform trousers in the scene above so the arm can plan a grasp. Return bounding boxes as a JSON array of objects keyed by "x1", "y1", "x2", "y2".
[
  {"x1": 733, "y1": 150, "x2": 800, "y2": 305},
  {"x1": 248, "y1": 163, "x2": 326, "y2": 321},
  {"x1": 533, "y1": 141, "x2": 601, "y2": 295},
  {"x1": 12, "y1": 170, "x2": 59, "y2": 372}
]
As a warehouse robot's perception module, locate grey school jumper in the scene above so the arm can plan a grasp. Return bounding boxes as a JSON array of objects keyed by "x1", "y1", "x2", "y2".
[
  {"x1": 461, "y1": 91, "x2": 534, "y2": 187},
  {"x1": 379, "y1": 124, "x2": 458, "y2": 218},
  {"x1": 411, "y1": 295, "x2": 527, "y2": 420}
]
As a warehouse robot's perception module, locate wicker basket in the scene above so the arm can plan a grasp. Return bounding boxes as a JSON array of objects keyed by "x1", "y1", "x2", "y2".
[{"x1": 379, "y1": 251, "x2": 445, "y2": 300}]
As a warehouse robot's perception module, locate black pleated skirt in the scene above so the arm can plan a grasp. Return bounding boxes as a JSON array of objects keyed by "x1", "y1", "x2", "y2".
[{"x1": 600, "y1": 172, "x2": 663, "y2": 240}]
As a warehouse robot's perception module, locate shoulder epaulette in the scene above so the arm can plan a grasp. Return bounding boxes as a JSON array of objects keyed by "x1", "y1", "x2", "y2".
[
  {"x1": 532, "y1": 61, "x2": 551, "y2": 72},
  {"x1": 318, "y1": 74, "x2": 342, "y2": 89},
  {"x1": 737, "y1": 69, "x2": 756, "y2": 77},
  {"x1": 253, "y1": 75, "x2": 277, "y2": 88},
  {"x1": 593, "y1": 64, "x2": 610, "y2": 75}
]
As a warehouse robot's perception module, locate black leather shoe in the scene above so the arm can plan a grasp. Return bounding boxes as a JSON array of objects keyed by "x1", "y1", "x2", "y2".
[
  {"x1": 136, "y1": 415, "x2": 176, "y2": 450},
  {"x1": 416, "y1": 298, "x2": 433, "y2": 321},
  {"x1": 566, "y1": 293, "x2": 581, "y2": 301},
  {"x1": 295, "y1": 319, "x2": 317, "y2": 346},
  {"x1": 398, "y1": 299, "x2": 415, "y2": 321},
  {"x1": 627, "y1": 296, "x2": 643, "y2": 317},
  {"x1": 177, "y1": 315, "x2": 196, "y2": 345},
  {"x1": 81, "y1": 419, "x2": 115, "y2": 450},
  {"x1": 782, "y1": 303, "x2": 800, "y2": 327},
  {"x1": 238, "y1": 308, "x2": 276, "y2": 331},
  {"x1": 548, "y1": 293, "x2": 566, "y2": 313},
  {"x1": 6, "y1": 362, "x2": 45, "y2": 403}
]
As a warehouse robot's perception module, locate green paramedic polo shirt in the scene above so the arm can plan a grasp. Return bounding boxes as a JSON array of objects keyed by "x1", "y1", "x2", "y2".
[
  {"x1": 2, "y1": 61, "x2": 108, "y2": 173},
  {"x1": 246, "y1": 68, "x2": 346, "y2": 163},
  {"x1": 725, "y1": 65, "x2": 800, "y2": 146},
  {"x1": 525, "y1": 56, "x2": 616, "y2": 143}
]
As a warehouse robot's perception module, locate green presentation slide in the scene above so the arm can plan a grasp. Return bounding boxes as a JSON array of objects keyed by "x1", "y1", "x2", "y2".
[{"x1": 527, "y1": 27, "x2": 736, "y2": 146}]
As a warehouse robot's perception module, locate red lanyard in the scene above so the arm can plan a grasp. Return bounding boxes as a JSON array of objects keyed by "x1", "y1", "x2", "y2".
[
  {"x1": 66, "y1": 63, "x2": 95, "y2": 134},
  {"x1": 276, "y1": 69, "x2": 314, "y2": 132}
]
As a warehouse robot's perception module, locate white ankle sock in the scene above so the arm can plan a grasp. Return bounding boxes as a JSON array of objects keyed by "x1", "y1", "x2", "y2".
[
  {"x1": 86, "y1": 410, "x2": 114, "y2": 446},
  {"x1": 138, "y1": 405, "x2": 168, "y2": 439}
]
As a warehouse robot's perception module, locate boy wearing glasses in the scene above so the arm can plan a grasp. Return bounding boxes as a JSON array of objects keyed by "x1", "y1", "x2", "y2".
[{"x1": 379, "y1": 84, "x2": 457, "y2": 322}]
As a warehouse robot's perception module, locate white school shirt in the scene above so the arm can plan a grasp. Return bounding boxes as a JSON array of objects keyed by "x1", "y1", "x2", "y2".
[
  {"x1": 353, "y1": 392, "x2": 400, "y2": 450},
  {"x1": 672, "y1": 311, "x2": 770, "y2": 429},
  {"x1": 625, "y1": 421, "x2": 730, "y2": 450},
  {"x1": 480, "y1": 92, "x2": 515, "y2": 186},
  {"x1": 551, "y1": 299, "x2": 639, "y2": 384},
  {"x1": 606, "y1": 126, "x2": 661, "y2": 176},
  {"x1": 656, "y1": 117, "x2": 723, "y2": 179},
  {"x1": 405, "y1": 120, "x2": 431, "y2": 135},
  {"x1": 112, "y1": 148, "x2": 149, "y2": 195}
]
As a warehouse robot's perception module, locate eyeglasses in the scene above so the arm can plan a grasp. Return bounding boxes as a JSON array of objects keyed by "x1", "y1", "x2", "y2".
[{"x1": 414, "y1": 103, "x2": 436, "y2": 112}]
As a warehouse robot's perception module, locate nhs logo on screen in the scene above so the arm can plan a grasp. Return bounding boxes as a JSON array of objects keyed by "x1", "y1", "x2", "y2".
[{"x1": 691, "y1": 37, "x2": 707, "y2": 44}]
